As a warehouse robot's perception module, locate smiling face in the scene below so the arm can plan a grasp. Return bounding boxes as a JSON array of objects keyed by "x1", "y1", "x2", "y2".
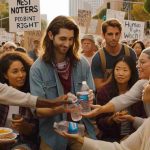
[
  {"x1": 49, "y1": 28, "x2": 74, "y2": 59},
  {"x1": 114, "y1": 61, "x2": 131, "y2": 84},
  {"x1": 5, "y1": 61, "x2": 26, "y2": 89},
  {"x1": 133, "y1": 43, "x2": 143, "y2": 57},
  {"x1": 137, "y1": 53, "x2": 150, "y2": 79}
]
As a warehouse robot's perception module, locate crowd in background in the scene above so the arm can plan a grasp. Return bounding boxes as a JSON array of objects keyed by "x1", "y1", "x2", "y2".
[{"x1": 0, "y1": 16, "x2": 150, "y2": 150}]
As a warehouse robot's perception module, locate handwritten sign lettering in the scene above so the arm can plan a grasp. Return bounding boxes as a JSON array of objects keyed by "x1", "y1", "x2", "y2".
[
  {"x1": 123, "y1": 20, "x2": 145, "y2": 40},
  {"x1": 9, "y1": 0, "x2": 41, "y2": 32}
]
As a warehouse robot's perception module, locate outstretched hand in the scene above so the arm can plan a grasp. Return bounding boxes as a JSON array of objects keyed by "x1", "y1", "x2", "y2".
[
  {"x1": 82, "y1": 104, "x2": 102, "y2": 118},
  {"x1": 142, "y1": 80, "x2": 150, "y2": 102},
  {"x1": 37, "y1": 95, "x2": 70, "y2": 108},
  {"x1": 55, "y1": 130, "x2": 84, "y2": 144}
]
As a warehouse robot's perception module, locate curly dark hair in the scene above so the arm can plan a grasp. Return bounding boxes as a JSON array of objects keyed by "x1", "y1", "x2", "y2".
[
  {"x1": 0, "y1": 51, "x2": 33, "y2": 92},
  {"x1": 42, "y1": 15, "x2": 80, "y2": 64}
]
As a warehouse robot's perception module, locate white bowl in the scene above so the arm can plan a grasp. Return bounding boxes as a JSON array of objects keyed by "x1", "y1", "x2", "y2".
[
  {"x1": 0, "y1": 132, "x2": 17, "y2": 142},
  {"x1": 0, "y1": 127, "x2": 13, "y2": 136}
]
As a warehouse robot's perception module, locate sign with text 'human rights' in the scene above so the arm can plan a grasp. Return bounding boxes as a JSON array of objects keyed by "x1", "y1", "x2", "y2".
[
  {"x1": 9, "y1": 0, "x2": 41, "y2": 32},
  {"x1": 123, "y1": 20, "x2": 145, "y2": 41}
]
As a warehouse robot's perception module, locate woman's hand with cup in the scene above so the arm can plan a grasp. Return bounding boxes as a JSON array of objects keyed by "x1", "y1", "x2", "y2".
[
  {"x1": 11, "y1": 114, "x2": 23, "y2": 133},
  {"x1": 11, "y1": 114, "x2": 33, "y2": 135}
]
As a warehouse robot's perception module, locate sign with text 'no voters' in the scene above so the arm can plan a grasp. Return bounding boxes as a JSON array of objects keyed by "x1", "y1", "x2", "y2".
[{"x1": 9, "y1": 0, "x2": 41, "y2": 32}]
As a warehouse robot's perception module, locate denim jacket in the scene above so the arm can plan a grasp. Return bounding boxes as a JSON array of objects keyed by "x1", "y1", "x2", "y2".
[{"x1": 30, "y1": 56, "x2": 96, "y2": 150}]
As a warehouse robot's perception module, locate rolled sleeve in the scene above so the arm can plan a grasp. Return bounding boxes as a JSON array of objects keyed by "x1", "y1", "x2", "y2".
[{"x1": 0, "y1": 83, "x2": 37, "y2": 108}]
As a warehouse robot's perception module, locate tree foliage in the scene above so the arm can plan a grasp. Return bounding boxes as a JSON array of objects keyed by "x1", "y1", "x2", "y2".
[
  {"x1": 41, "y1": 19, "x2": 47, "y2": 31},
  {"x1": 92, "y1": 8, "x2": 106, "y2": 20},
  {"x1": 131, "y1": 3, "x2": 150, "y2": 21},
  {"x1": 0, "y1": 3, "x2": 9, "y2": 31},
  {"x1": 144, "y1": 0, "x2": 150, "y2": 13}
]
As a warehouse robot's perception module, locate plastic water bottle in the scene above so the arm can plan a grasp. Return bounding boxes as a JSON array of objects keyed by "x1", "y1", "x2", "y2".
[
  {"x1": 53, "y1": 121, "x2": 68, "y2": 132},
  {"x1": 54, "y1": 121, "x2": 85, "y2": 136},
  {"x1": 77, "y1": 81, "x2": 91, "y2": 113},
  {"x1": 70, "y1": 102, "x2": 82, "y2": 121},
  {"x1": 67, "y1": 93, "x2": 82, "y2": 122},
  {"x1": 68, "y1": 122, "x2": 85, "y2": 136}
]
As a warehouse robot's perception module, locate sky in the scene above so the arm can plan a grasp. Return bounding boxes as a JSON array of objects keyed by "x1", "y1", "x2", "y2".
[{"x1": 40, "y1": 0, "x2": 69, "y2": 22}]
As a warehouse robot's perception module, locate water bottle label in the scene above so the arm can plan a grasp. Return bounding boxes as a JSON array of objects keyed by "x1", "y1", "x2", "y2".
[
  {"x1": 77, "y1": 91, "x2": 88, "y2": 101},
  {"x1": 68, "y1": 122, "x2": 78, "y2": 134}
]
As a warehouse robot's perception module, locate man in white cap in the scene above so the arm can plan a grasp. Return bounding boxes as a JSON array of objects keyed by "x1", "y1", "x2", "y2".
[
  {"x1": 3, "y1": 41, "x2": 17, "y2": 52},
  {"x1": 81, "y1": 34, "x2": 96, "y2": 65}
]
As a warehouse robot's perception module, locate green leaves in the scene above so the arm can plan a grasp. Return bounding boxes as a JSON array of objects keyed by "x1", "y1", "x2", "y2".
[{"x1": 144, "y1": 0, "x2": 150, "y2": 13}]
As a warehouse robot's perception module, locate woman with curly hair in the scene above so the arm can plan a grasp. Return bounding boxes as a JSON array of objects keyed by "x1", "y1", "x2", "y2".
[{"x1": 0, "y1": 51, "x2": 40, "y2": 150}]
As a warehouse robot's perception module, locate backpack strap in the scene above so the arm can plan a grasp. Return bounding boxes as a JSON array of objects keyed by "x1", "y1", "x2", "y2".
[
  {"x1": 123, "y1": 44, "x2": 130, "y2": 56},
  {"x1": 99, "y1": 48, "x2": 106, "y2": 73}
]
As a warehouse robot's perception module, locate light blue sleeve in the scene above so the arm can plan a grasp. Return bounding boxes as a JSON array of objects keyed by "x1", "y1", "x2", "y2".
[{"x1": 30, "y1": 62, "x2": 46, "y2": 98}]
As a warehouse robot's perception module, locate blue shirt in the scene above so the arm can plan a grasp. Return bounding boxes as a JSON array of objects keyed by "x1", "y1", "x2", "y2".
[{"x1": 30, "y1": 56, "x2": 96, "y2": 150}]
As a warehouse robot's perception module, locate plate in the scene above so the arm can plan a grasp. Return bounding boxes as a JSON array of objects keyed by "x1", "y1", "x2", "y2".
[
  {"x1": 0, "y1": 127, "x2": 13, "y2": 136},
  {"x1": 0, "y1": 132, "x2": 17, "y2": 142}
]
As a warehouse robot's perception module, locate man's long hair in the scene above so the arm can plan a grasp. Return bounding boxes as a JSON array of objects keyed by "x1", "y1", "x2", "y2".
[{"x1": 42, "y1": 16, "x2": 80, "y2": 64}]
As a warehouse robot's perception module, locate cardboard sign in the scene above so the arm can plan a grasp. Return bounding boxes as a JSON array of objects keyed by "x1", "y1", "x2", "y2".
[
  {"x1": 106, "y1": 9, "x2": 125, "y2": 24},
  {"x1": 87, "y1": 19, "x2": 98, "y2": 34},
  {"x1": 123, "y1": 20, "x2": 145, "y2": 40},
  {"x1": 9, "y1": 0, "x2": 41, "y2": 32},
  {"x1": 78, "y1": 9, "x2": 91, "y2": 27}
]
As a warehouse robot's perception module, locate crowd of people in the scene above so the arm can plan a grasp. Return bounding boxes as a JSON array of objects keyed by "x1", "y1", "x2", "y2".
[{"x1": 0, "y1": 15, "x2": 149, "y2": 150}]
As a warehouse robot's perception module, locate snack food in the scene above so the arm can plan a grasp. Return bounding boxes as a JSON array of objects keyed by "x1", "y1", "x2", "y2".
[
  {"x1": 0, "y1": 132, "x2": 17, "y2": 142},
  {"x1": 119, "y1": 110, "x2": 128, "y2": 116}
]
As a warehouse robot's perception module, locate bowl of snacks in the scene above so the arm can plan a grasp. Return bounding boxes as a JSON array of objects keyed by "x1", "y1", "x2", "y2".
[
  {"x1": 0, "y1": 127, "x2": 12, "y2": 136},
  {"x1": 0, "y1": 132, "x2": 17, "y2": 142}
]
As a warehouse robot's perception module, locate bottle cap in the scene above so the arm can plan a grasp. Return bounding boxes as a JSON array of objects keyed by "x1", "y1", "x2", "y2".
[
  {"x1": 82, "y1": 81, "x2": 87, "y2": 84},
  {"x1": 53, "y1": 122, "x2": 58, "y2": 129}
]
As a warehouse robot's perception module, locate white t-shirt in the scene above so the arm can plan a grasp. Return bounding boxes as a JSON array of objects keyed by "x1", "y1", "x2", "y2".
[{"x1": 5, "y1": 106, "x2": 19, "y2": 127}]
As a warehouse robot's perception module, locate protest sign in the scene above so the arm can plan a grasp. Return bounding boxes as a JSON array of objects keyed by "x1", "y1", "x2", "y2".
[
  {"x1": 9, "y1": 0, "x2": 41, "y2": 32},
  {"x1": 78, "y1": 9, "x2": 91, "y2": 33},
  {"x1": 106, "y1": 9, "x2": 125, "y2": 24},
  {"x1": 78, "y1": 9, "x2": 91, "y2": 27},
  {"x1": 24, "y1": 30, "x2": 42, "y2": 50},
  {"x1": 87, "y1": 19, "x2": 98, "y2": 34},
  {"x1": 123, "y1": 20, "x2": 145, "y2": 40}
]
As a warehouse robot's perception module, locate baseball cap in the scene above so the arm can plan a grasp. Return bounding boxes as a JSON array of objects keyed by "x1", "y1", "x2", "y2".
[{"x1": 81, "y1": 34, "x2": 95, "y2": 43}]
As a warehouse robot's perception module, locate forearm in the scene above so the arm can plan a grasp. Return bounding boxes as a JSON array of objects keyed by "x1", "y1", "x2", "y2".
[
  {"x1": 77, "y1": 136, "x2": 84, "y2": 144},
  {"x1": 0, "y1": 83, "x2": 37, "y2": 107},
  {"x1": 36, "y1": 96, "x2": 70, "y2": 108},
  {"x1": 101, "y1": 102, "x2": 115, "y2": 113},
  {"x1": 36, "y1": 107, "x2": 65, "y2": 117}
]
